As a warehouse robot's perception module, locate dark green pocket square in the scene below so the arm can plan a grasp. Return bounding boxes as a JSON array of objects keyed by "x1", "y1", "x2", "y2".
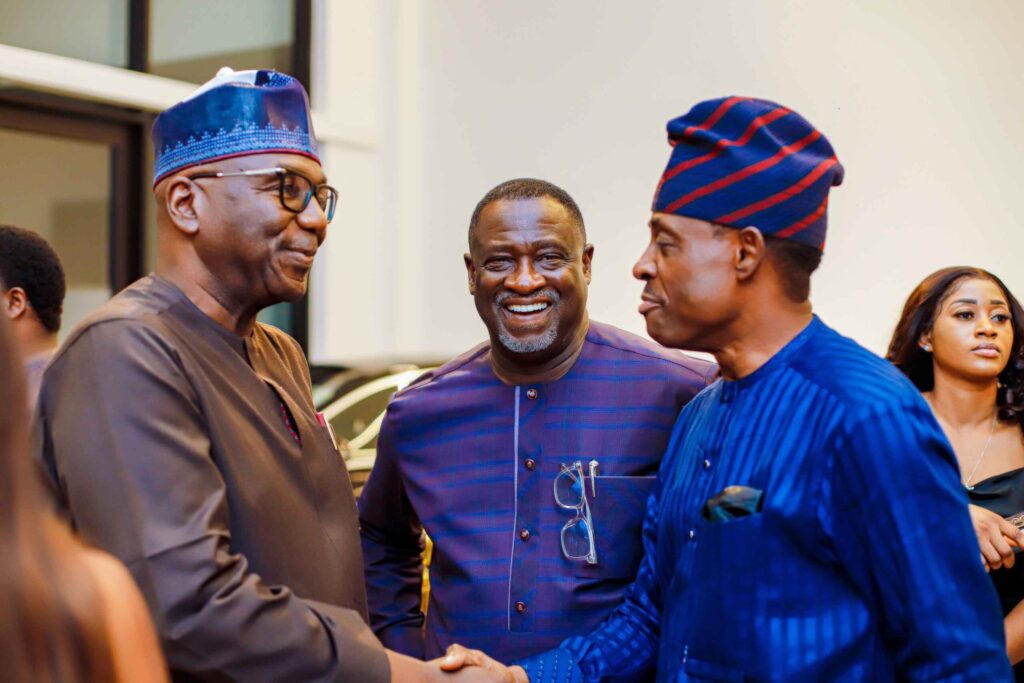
[{"x1": 701, "y1": 485, "x2": 764, "y2": 522}]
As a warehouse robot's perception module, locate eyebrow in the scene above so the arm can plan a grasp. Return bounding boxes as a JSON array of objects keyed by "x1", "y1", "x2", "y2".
[
  {"x1": 648, "y1": 216, "x2": 683, "y2": 239},
  {"x1": 281, "y1": 164, "x2": 327, "y2": 185},
  {"x1": 948, "y1": 298, "x2": 1007, "y2": 306},
  {"x1": 648, "y1": 220, "x2": 670, "y2": 238},
  {"x1": 481, "y1": 239, "x2": 572, "y2": 253}
]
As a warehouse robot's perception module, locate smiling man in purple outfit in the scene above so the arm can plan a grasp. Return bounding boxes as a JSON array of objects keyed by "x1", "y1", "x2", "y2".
[{"x1": 358, "y1": 178, "x2": 714, "y2": 678}]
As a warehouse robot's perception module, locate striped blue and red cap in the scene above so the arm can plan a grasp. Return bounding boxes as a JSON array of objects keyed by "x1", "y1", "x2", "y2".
[{"x1": 652, "y1": 96, "x2": 843, "y2": 250}]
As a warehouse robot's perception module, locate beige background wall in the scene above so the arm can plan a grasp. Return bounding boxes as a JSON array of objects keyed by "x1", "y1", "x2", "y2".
[
  {"x1": 0, "y1": 130, "x2": 112, "y2": 336},
  {"x1": 308, "y1": 1, "x2": 1024, "y2": 364}
]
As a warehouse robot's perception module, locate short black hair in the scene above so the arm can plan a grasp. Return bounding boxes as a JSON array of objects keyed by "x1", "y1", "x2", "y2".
[
  {"x1": 709, "y1": 224, "x2": 820, "y2": 302},
  {"x1": 763, "y1": 236, "x2": 821, "y2": 302},
  {"x1": 468, "y1": 178, "x2": 586, "y2": 247},
  {"x1": 0, "y1": 226, "x2": 66, "y2": 333}
]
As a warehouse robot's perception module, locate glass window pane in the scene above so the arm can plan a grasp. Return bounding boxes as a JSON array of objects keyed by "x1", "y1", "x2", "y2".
[
  {"x1": 0, "y1": 128, "x2": 112, "y2": 338},
  {"x1": 149, "y1": 0, "x2": 295, "y2": 84},
  {"x1": 0, "y1": 0, "x2": 128, "y2": 67}
]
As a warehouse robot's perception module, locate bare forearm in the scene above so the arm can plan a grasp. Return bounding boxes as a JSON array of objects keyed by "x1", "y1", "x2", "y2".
[
  {"x1": 387, "y1": 650, "x2": 431, "y2": 683},
  {"x1": 1005, "y1": 600, "x2": 1024, "y2": 664}
]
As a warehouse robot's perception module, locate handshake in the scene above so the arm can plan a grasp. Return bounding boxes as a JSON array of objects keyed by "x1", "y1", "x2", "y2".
[{"x1": 388, "y1": 645, "x2": 530, "y2": 683}]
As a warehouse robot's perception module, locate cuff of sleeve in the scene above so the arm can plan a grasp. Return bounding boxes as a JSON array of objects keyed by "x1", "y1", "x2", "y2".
[{"x1": 515, "y1": 648, "x2": 584, "y2": 683}]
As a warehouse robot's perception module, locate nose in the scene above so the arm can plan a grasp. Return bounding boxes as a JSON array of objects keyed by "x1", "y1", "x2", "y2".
[
  {"x1": 633, "y1": 242, "x2": 656, "y2": 282},
  {"x1": 977, "y1": 315, "x2": 997, "y2": 337},
  {"x1": 296, "y1": 196, "x2": 329, "y2": 242},
  {"x1": 505, "y1": 257, "x2": 545, "y2": 293}
]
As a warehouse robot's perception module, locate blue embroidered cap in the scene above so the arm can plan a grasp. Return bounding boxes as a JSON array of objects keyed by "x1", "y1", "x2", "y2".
[{"x1": 152, "y1": 67, "x2": 319, "y2": 186}]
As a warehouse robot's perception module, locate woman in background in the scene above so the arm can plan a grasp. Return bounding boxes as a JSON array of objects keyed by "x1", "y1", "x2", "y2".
[
  {"x1": 0, "y1": 310, "x2": 166, "y2": 681},
  {"x1": 888, "y1": 266, "x2": 1024, "y2": 675}
]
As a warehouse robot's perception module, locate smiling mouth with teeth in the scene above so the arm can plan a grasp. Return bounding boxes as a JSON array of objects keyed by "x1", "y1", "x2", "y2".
[{"x1": 506, "y1": 303, "x2": 550, "y2": 313}]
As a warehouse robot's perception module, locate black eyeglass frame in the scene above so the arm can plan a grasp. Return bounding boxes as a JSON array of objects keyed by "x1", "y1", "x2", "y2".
[
  {"x1": 554, "y1": 460, "x2": 598, "y2": 565},
  {"x1": 189, "y1": 166, "x2": 338, "y2": 222}
]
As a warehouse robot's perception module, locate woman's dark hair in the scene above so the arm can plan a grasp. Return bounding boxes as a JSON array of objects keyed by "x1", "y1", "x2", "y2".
[
  {"x1": 886, "y1": 266, "x2": 1024, "y2": 432},
  {"x1": 0, "y1": 312, "x2": 116, "y2": 681}
]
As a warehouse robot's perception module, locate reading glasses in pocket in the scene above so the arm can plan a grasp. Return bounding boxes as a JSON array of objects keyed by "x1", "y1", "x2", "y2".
[{"x1": 554, "y1": 460, "x2": 598, "y2": 565}]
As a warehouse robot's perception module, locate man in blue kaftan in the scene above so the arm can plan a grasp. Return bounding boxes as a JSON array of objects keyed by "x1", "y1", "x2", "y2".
[{"x1": 445, "y1": 97, "x2": 1011, "y2": 682}]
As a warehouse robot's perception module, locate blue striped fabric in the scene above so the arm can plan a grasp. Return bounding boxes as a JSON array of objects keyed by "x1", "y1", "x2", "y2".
[
  {"x1": 519, "y1": 317, "x2": 1011, "y2": 682},
  {"x1": 358, "y1": 321, "x2": 713, "y2": 666}
]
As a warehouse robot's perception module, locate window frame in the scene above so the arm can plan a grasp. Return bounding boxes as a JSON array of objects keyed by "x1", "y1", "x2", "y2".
[{"x1": 0, "y1": 0, "x2": 313, "y2": 349}]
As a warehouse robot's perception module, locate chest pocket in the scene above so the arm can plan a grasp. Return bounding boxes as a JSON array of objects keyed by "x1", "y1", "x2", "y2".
[{"x1": 572, "y1": 475, "x2": 655, "y2": 579}]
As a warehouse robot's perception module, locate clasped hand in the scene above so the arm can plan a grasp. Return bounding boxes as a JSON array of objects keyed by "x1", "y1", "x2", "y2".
[
  {"x1": 434, "y1": 644, "x2": 529, "y2": 683},
  {"x1": 969, "y1": 503, "x2": 1024, "y2": 572},
  {"x1": 388, "y1": 644, "x2": 528, "y2": 682}
]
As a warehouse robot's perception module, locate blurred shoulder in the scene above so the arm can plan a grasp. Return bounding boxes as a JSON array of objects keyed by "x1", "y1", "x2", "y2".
[
  {"x1": 392, "y1": 341, "x2": 492, "y2": 400},
  {"x1": 80, "y1": 548, "x2": 168, "y2": 683},
  {"x1": 48, "y1": 276, "x2": 189, "y2": 372}
]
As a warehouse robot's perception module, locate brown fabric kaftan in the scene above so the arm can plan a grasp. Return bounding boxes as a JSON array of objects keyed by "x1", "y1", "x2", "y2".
[{"x1": 37, "y1": 274, "x2": 389, "y2": 683}]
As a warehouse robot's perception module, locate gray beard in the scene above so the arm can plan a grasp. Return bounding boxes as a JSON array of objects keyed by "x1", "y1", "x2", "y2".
[
  {"x1": 497, "y1": 318, "x2": 559, "y2": 354},
  {"x1": 494, "y1": 289, "x2": 561, "y2": 354}
]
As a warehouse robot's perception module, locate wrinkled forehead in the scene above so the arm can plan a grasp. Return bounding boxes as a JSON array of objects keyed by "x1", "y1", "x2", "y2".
[
  {"x1": 213, "y1": 152, "x2": 327, "y2": 182},
  {"x1": 472, "y1": 198, "x2": 582, "y2": 252}
]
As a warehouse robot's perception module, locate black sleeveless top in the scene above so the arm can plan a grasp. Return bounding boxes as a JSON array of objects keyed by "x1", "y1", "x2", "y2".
[{"x1": 968, "y1": 467, "x2": 1024, "y2": 680}]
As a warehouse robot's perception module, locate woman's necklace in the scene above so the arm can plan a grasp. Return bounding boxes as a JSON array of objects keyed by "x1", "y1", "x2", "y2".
[{"x1": 963, "y1": 412, "x2": 999, "y2": 491}]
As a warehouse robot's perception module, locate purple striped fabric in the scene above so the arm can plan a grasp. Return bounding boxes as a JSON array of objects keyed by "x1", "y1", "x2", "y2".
[{"x1": 358, "y1": 321, "x2": 713, "y2": 666}]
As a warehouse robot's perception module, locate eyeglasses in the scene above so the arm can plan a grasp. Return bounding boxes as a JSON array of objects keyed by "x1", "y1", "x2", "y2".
[
  {"x1": 554, "y1": 461, "x2": 597, "y2": 565},
  {"x1": 189, "y1": 167, "x2": 338, "y2": 222}
]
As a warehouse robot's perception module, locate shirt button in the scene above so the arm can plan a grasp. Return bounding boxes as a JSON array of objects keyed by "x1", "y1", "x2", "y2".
[
  {"x1": 524, "y1": 458, "x2": 536, "y2": 471},
  {"x1": 703, "y1": 459, "x2": 711, "y2": 470},
  {"x1": 519, "y1": 529, "x2": 530, "y2": 541},
  {"x1": 526, "y1": 388, "x2": 538, "y2": 400},
  {"x1": 515, "y1": 601, "x2": 527, "y2": 613},
  {"x1": 688, "y1": 529, "x2": 696, "y2": 540}
]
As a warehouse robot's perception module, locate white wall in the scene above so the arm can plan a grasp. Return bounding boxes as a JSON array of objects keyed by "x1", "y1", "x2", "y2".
[{"x1": 307, "y1": 0, "x2": 1024, "y2": 364}]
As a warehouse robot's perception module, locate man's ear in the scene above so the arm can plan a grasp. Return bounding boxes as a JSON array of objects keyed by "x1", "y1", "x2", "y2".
[
  {"x1": 164, "y1": 176, "x2": 203, "y2": 236},
  {"x1": 734, "y1": 226, "x2": 766, "y2": 282},
  {"x1": 3, "y1": 287, "x2": 28, "y2": 320},
  {"x1": 582, "y1": 243, "x2": 594, "y2": 285},
  {"x1": 464, "y1": 252, "x2": 477, "y2": 295}
]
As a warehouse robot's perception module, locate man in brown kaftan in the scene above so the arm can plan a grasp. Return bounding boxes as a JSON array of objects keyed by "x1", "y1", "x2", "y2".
[{"x1": 35, "y1": 69, "x2": 515, "y2": 683}]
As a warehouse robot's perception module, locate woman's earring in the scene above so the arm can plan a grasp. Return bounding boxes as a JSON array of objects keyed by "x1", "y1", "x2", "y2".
[{"x1": 921, "y1": 344, "x2": 932, "y2": 352}]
